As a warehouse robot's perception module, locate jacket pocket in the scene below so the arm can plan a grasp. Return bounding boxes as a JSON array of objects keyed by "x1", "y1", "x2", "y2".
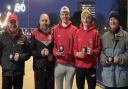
[
  {"x1": 116, "y1": 66, "x2": 128, "y2": 86},
  {"x1": 102, "y1": 67, "x2": 114, "y2": 86}
]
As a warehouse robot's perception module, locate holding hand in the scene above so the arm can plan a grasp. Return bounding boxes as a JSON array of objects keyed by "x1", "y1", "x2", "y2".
[
  {"x1": 56, "y1": 51, "x2": 64, "y2": 57},
  {"x1": 113, "y1": 56, "x2": 120, "y2": 64},
  {"x1": 14, "y1": 53, "x2": 20, "y2": 62},
  {"x1": 87, "y1": 47, "x2": 93, "y2": 55},
  {"x1": 41, "y1": 49, "x2": 45, "y2": 57},
  {"x1": 41, "y1": 48, "x2": 49, "y2": 57},
  {"x1": 75, "y1": 52, "x2": 85, "y2": 59}
]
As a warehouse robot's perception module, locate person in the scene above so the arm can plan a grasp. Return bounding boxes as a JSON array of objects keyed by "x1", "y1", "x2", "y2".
[
  {"x1": 30, "y1": 13, "x2": 55, "y2": 89},
  {"x1": 100, "y1": 11, "x2": 128, "y2": 89},
  {"x1": 73, "y1": 10, "x2": 101, "y2": 89},
  {"x1": 53, "y1": 6, "x2": 77, "y2": 89},
  {"x1": 0, "y1": 13, "x2": 31, "y2": 89}
]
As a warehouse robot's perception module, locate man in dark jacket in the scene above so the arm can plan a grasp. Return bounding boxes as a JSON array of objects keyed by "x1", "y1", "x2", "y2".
[
  {"x1": 0, "y1": 14, "x2": 31, "y2": 89},
  {"x1": 31, "y1": 13, "x2": 55, "y2": 89}
]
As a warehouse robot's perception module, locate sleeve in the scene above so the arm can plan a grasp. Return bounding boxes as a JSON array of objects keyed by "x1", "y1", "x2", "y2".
[
  {"x1": 29, "y1": 35, "x2": 42, "y2": 59},
  {"x1": 118, "y1": 33, "x2": 128, "y2": 64},
  {"x1": 73, "y1": 30, "x2": 79, "y2": 56},
  {"x1": 100, "y1": 36, "x2": 108, "y2": 65},
  {"x1": 93, "y1": 32, "x2": 102, "y2": 58},
  {"x1": 19, "y1": 36, "x2": 31, "y2": 61},
  {"x1": 53, "y1": 28, "x2": 58, "y2": 57}
]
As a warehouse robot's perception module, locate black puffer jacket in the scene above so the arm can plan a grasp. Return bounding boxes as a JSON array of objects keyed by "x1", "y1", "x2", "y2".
[
  {"x1": 31, "y1": 29, "x2": 55, "y2": 70},
  {"x1": 0, "y1": 30, "x2": 31, "y2": 76}
]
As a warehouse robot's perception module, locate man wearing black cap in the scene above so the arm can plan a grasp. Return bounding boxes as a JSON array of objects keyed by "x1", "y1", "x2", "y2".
[
  {"x1": 100, "y1": 11, "x2": 128, "y2": 89},
  {"x1": 0, "y1": 13, "x2": 31, "y2": 89}
]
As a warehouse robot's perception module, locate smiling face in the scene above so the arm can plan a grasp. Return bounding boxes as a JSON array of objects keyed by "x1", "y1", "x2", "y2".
[
  {"x1": 109, "y1": 17, "x2": 119, "y2": 32},
  {"x1": 7, "y1": 19, "x2": 19, "y2": 32},
  {"x1": 81, "y1": 15, "x2": 92, "y2": 27},
  {"x1": 60, "y1": 11, "x2": 70, "y2": 24},
  {"x1": 81, "y1": 10, "x2": 92, "y2": 28}
]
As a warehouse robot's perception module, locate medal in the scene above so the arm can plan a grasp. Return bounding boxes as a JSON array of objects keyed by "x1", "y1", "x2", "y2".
[{"x1": 9, "y1": 54, "x2": 13, "y2": 59}]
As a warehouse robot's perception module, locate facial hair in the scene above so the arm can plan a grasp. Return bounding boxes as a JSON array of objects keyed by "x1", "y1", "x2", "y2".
[{"x1": 40, "y1": 24, "x2": 50, "y2": 34}]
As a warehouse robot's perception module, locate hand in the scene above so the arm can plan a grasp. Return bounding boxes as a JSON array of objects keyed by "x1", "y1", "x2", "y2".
[
  {"x1": 44, "y1": 48, "x2": 49, "y2": 56},
  {"x1": 56, "y1": 51, "x2": 63, "y2": 56},
  {"x1": 75, "y1": 52, "x2": 85, "y2": 59},
  {"x1": 105, "y1": 59, "x2": 111, "y2": 64},
  {"x1": 114, "y1": 56, "x2": 120, "y2": 63},
  {"x1": 14, "y1": 53, "x2": 20, "y2": 62},
  {"x1": 41, "y1": 49, "x2": 45, "y2": 57},
  {"x1": 56, "y1": 51, "x2": 64, "y2": 57},
  {"x1": 87, "y1": 47, "x2": 93, "y2": 55}
]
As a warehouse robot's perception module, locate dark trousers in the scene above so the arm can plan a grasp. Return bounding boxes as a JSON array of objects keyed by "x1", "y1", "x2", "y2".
[
  {"x1": 2, "y1": 75, "x2": 23, "y2": 89},
  {"x1": 76, "y1": 67, "x2": 96, "y2": 89},
  {"x1": 34, "y1": 70, "x2": 38, "y2": 89},
  {"x1": 105, "y1": 86, "x2": 128, "y2": 89},
  {"x1": 37, "y1": 68, "x2": 54, "y2": 89}
]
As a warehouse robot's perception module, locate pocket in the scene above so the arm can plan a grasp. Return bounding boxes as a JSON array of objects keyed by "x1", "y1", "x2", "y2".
[
  {"x1": 118, "y1": 70, "x2": 128, "y2": 85},
  {"x1": 102, "y1": 68, "x2": 113, "y2": 85}
]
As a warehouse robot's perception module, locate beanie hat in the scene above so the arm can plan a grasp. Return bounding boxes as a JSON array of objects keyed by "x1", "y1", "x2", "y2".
[
  {"x1": 109, "y1": 11, "x2": 120, "y2": 21},
  {"x1": 81, "y1": 10, "x2": 92, "y2": 18}
]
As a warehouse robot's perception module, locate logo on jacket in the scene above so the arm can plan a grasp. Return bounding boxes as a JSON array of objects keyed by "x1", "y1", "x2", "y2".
[{"x1": 57, "y1": 35, "x2": 61, "y2": 38}]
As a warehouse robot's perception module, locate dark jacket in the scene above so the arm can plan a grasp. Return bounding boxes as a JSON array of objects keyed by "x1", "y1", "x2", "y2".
[
  {"x1": 31, "y1": 28, "x2": 55, "y2": 70},
  {"x1": 0, "y1": 30, "x2": 31, "y2": 76}
]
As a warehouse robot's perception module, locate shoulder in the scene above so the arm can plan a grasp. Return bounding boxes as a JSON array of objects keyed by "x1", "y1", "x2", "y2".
[
  {"x1": 101, "y1": 31, "x2": 109, "y2": 38},
  {"x1": 31, "y1": 28, "x2": 39, "y2": 36},
  {"x1": 91, "y1": 28, "x2": 99, "y2": 34},
  {"x1": 71, "y1": 24, "x2": 77, "y2": 29},
  {"x1": 0, "y1": 30, "x2": 5, "y2": 38},
  {"x1": 121, "y1": 29, "x2": 128, "y2": 36},
  {"x1": 53, "y1": 24, "x2": 59, "y2": 30}
]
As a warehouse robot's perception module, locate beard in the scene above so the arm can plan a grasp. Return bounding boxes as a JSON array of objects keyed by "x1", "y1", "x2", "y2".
[{"x1": 39, "y1": 24, "x2": 50, "y2": 34}]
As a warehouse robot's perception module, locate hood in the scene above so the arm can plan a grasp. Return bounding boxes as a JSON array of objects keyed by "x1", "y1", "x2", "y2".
[
  {"x1": 79, "y1": 22, "x2": 94, "y2": 31},
  {"x1": 58, "y1": 21, "x2": 72, "y2": 28}
]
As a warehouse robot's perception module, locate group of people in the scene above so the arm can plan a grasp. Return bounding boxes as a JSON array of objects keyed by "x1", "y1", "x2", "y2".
[{"x1": 0, "y1": 5, "x2": 128, "y2": 89}]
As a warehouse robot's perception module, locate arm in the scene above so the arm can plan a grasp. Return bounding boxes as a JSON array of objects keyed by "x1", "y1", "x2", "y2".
[
  {"x1": 73, "y1": 30, "x2": 79, "y2": 57},
  {"x1": 118, "y1": 33, "x2": 128, "y2": 64},
  {"x1": 100, "y1": 36, "x2": 108, "y2": 65},
  {"x1": 93, "y1": 32, "x2": 102, "y2": 58},
  {"x1": 30, "y1": 35, "x2": 42, "y2": 59},
  {"x1": 19, "y1": 37, "x2": 31, "y2": 62},
  {"x1": 53, "y1": 28, "x2": 58, "y2": 57}
]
